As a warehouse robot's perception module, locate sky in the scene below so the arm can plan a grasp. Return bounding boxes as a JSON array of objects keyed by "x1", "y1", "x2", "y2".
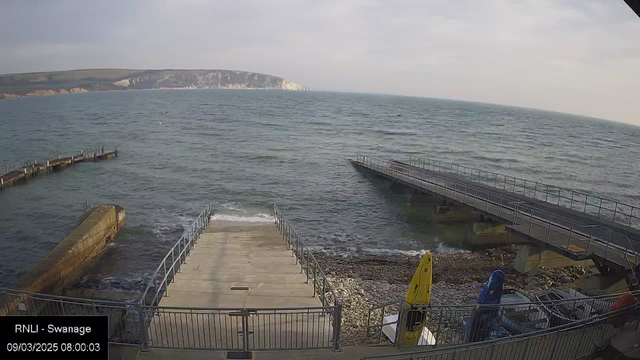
[{"x1": 1, "y1": 0, "x2": 639, "y2": 125}]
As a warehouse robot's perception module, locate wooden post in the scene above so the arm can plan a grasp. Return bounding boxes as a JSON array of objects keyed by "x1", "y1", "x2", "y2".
[
  {"x1": 46, "y1": 160, "x2": 50, "y2": 173},
  {"x1": 1, "y1": 178, "x2": 3, "y2": 189},
  {"x1": 71, "y1": 155, "x2": 74, "y2": 164}
]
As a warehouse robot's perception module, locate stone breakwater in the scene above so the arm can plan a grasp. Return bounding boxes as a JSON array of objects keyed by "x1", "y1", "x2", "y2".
[{"x1": 313, "y1": 246, "x2": 597, "y2": 346}]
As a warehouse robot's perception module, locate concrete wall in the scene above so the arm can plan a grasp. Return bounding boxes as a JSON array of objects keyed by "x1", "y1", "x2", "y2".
[{"x1": 1, "y1": 204, "x2": 125, "y2": 314}]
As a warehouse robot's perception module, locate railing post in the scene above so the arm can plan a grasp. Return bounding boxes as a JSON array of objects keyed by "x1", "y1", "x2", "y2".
[
  {"x1": 598, "y1": 198, "x2": 603, "y2": 218},
  {"x1": 171, "y1": 248, "x2": 176, "y2": 281},
  {"x1": 567, "y1": 224, "x2": 574, "y2": 249},
  {"x1": 613, "y1": 202, "x2": 619, "y2": 223},
  {"x1": 177, "y1": 241, "x2": 181, "y2": 271},
  {"x1": 604, "y1": 232, "x2": 612, "y2": 258},
  {"x1": 313, "y1": 262, "x2": 317, "y2": 297},
  {"x1": 322, "y1": 278, "x2": 326, "y2": 306},
  {"x1": 163, "y1": 261, "x2": 168, "y2": 297},
  {"x1": 241, "y1": 309, "x2": 249, "y2": 353},
  {"x1": 529, "y1": 211, "x2": 533, "y2": 235},
  {"x1": 395, "y1": 305, "x2": 406, "y2": 350},
  {"x1": 545, "y1": 186, "x2": 549, "y2": 202},
  {"x1": 570, "y1": 192, "x2": 574, "y2": 210},
  {"x1": 333, "y1": 300, "x2": 343, "y2": 351},
  {"x1": 138, "y1": 304, "x2": 149, "y2": 351}
]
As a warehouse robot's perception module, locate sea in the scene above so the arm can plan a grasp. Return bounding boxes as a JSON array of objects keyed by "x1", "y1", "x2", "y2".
[{"x1": 1, "y1": 89, "x2": 639, "y2": 292}]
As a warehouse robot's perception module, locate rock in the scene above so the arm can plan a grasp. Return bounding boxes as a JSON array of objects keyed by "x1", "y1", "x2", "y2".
[
  {"x1": 560, "y1": 276, "x2": 572, "y2": 283},
  {"x1": 525, "y1": 282, "x2": 536, "y2": 290},
  {"x1": 528, "y1": 268, "x2": 544, "y2": 276}
]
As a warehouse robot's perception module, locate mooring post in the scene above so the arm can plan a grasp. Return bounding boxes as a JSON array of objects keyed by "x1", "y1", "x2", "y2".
[
  {"x1": 71, "y1": 155, "x2": 74, "y2": 164},
  {"x1": 46, "y1": 160, "x2": 50, "y2": 173},
  {"x1": 1, "y1": 178, "x2": 3, "y2": 189}
]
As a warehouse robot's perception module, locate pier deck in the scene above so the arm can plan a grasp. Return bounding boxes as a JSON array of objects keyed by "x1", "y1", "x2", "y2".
[{"x1": 351, "y1": 156, "x2": 640, "y2": 279}]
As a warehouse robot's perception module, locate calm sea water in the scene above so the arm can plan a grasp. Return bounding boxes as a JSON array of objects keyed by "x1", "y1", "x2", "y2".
[{"x1": 1, "y1": 90, "x2": 639, "y2": 291}]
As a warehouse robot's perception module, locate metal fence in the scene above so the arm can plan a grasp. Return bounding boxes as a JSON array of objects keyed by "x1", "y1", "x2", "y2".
[
  {"x1": 140, "y1": 204, "x2": 212, "y2": 307},
  {"x1": 362, "y1": 302, "x2": 640, "y2": 360},
  {"x1": 354, "y1": 155, "x2": 640, "y2": 274},
  {"x1": 406, "y1": 155, "x2": 640, "y2": 230},
  {"x1": 145, "y1": 305, "x2": 339, "y2": 351},
  {"x1": 366, "y1": 290, "x2": 639, "y2": 349},
  {"x1": 0, "y1": 288, "x2": 146, "y2": 346}
]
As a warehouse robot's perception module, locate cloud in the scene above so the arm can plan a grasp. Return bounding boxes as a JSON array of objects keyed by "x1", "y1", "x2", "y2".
[{"x1": 1, "y1": 0, "x2": 639, "y2": 125}]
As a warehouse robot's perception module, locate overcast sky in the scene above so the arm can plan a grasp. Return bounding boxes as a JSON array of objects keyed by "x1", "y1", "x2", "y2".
[{"x1": 1, "y1": 0, "x2": 639, "y2": 125}]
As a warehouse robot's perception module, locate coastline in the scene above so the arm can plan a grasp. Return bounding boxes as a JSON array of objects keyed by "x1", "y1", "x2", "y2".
[{"x1": 313, "y1": 246, "x2": 596, "y2": 345}]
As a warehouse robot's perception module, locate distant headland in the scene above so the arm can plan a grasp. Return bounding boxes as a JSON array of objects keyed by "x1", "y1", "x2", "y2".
[{"x1": 0, "y1": 69, "x2": 308, "y2": 99}]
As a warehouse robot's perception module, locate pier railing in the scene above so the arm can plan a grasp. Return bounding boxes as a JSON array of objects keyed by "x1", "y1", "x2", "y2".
[
  {"x1": 354, "y1": 156, "x2": 640, "y2": 272},
  {"x1": 362, "y1": 301, "x2": 640, "y2": 360},
  {"x1": 366, "y1": 290, "x2": 640, "y2": 349},
  {"x1": 140, "y1": 204, "x2": 212, "y2": 307},
  {"x1": 406, "y1": 155, "x2": 640, "y2": 230}
]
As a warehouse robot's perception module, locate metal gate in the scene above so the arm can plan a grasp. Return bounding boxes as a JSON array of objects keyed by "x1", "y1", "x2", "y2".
[{"x1": 145, "y1": 305, "x2": 341, "y2": 351}]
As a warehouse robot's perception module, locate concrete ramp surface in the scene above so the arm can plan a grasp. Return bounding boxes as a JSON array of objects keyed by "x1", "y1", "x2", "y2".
[{"x1": 148, "y1": 220, "x2": 334, "y2": 350}]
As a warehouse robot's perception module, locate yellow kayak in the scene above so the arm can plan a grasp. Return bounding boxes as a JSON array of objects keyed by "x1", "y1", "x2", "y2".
[{"x1": 402, "y1": 252, "x2": 432, "y2": 345}]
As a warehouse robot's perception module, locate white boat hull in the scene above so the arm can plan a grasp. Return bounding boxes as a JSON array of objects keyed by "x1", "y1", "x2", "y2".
[{"x1": 381, "y1": 314, "x2": 436, "y2": 346}]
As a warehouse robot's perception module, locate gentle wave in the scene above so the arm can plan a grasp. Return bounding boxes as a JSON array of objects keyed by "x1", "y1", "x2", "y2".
[
  {"x1": 373, "y1": 128, "x2": 417, "y2": 136},
  {"x1": 211, "y1": 213, "x2": 273, "y2": 222}
]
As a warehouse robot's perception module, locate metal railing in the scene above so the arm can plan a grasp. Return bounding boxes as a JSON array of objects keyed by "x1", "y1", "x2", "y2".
[
  {"x1": 366, "y1": 290, "x2": 639, "y2": 349},
  {"x1": 0, "y1": 288, "x2": 146, "y2": 346},
  {"x1": 354, "y1": 156, "x2": 640, "y2": 271},
  {"x1": 140, "y1": 204, "x2": 212, "y2": 307},
  {"x1": 273, "y1": 203, "x2": 342, "y2": 349},
  {"x1": 274, "y1": 204, "x2": 340, "y2": 308},
  {"x1": 511, "y1": 203, "x2": 640, "y2": 285},
  {"x1": 362, "y1": 301, "x2": 640, "y2": 360},
  {"x1": 145, "y1": 305, "x2": 339, "y2": 351},
  {"x1": 406, "y1": 155, "x2": 640, "y2": 230}
]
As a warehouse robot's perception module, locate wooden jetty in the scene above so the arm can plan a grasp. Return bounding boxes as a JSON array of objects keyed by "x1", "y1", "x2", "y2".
[{"x1": 0, "y1": 148, "x2": 118, "y2": 191}]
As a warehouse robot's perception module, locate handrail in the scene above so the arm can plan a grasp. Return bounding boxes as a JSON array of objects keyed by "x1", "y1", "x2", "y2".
[
  {"x1": 140, "y1": 204, "x2": 212, "y2": 306},
  {"x1": 365, "y1": 289, "x2": 640, "y2": 342},
  {"x1": 273, "y1": 204, "x2": 340, "y2": 307},
  {"x1": 362, "y1": 302, "x2": 640, "y2": 360},
  {"x1": 366, "y1": 289, "x2": 640, "y2": 314},
  {"x1": 406, "y1": 155, "x2": 640, "y2": 229},
  {"x1": 273, "y1": 203, "x2": 342, "y2": 350},
  {"x1": 354, "y1": 155, "x2": 640, "y2": 269}
]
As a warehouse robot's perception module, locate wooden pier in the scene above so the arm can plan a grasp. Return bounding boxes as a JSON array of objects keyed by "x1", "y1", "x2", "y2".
[{"x1": 0, "y1": 149, "x2": 118, "y2": 191}]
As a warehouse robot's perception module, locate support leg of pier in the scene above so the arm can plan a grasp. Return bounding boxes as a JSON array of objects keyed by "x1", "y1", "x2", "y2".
[
  {"x1": 434, "y1": 204, "x2": 481, "y2": 223},
  {"x1": 464, "y1": 222, "x2": 528, "y2": 247},
  {"x1": 513, "y1": 245, "x2": 594, "y2": 274}
]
